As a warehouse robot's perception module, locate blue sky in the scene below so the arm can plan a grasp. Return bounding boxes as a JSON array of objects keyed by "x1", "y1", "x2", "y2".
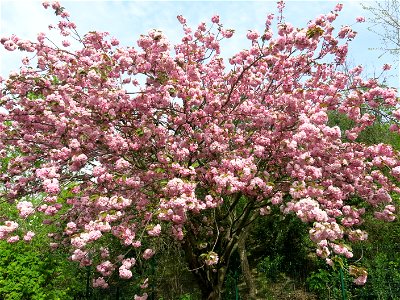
[{"x1": 0, "y1": 0, "x2": 398, "y2": 89}]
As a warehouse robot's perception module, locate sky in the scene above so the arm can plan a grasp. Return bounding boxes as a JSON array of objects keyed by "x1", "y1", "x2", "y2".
[{"x1": 0, "y1": 0, "x2": 398, "y2": 90}]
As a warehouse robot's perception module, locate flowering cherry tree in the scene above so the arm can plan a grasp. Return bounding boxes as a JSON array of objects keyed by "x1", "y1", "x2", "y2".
[{"x1": 0, "y1": 1, "x2": 399, "y2": 299}]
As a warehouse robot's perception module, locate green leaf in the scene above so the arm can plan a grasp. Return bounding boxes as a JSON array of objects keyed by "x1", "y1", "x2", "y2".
[{"x1": 306, "y1": 26, "x2": 324, "y2": 38}]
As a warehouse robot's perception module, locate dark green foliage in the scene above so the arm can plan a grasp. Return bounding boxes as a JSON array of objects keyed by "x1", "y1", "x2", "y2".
[
  {"x1": 328, "y1": 109, "x2": 400, "y2": 149},
  {"x1": 307, "y1": 265, "x2": 353, "y2": 300},
  {"x1": 150, "y1": 241, "x2": 202, "y2": 300},
  {"x1": 257, "y1": 255, "x2": 284, "y2": 283},
  {"x1": 222, "y1": 250, "x2": 241, "y2": 300},
  {"x1": 354, "y1": 253, "x2": 400, "y2": 300},
  {"x1": 222, "y1": 270, "x2": 241, "y2": 300},
  {"x1": 251, "y1": 212, "x2": 314, "y2": 281},
  {"x1": 350, "y1": 214, "x2": 400, "y2": 300}
]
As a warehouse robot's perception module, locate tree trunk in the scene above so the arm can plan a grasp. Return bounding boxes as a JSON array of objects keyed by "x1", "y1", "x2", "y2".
[
  {"x1": 238, "y1": 229, "x2": 257, "y2": 299},
  {"x1": 205, "y1": 266, "x2": 227, "y2": 300},
  {"x1": 181, "y1": 196, "x2": 257, "y2": 299},
  {"x1": 181, "y1": 235, "x2": 229, "y2": 300}
]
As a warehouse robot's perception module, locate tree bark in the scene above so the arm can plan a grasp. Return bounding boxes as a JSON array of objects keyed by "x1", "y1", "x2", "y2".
[
  {"x1": 205, "y1": 266, "x2": 227, "y2": 300},
  {"x1": 181, "y1": 196, "x2": 257, "y2": 300},
  {"x1": 238, "y1": 229, "x2": 257, "y2": 299}
]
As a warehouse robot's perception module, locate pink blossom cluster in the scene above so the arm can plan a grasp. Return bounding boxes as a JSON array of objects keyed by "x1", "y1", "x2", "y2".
[
  {"x1": 93, "y1": 277, "x2": 108, "y2": 289},
  {"x1": 204, "y1": 251, "x2": 219, "y2": 266},
  {"x1": 16, "y1": 201, "x2": 34, "y2": 218},
  {"x1": 309, "y1": 222, "x2": 343, "y2": 243},
  {"x1": 348, "y1": 229, "x2": 368, "y2": 242},
  {"x1": 349, "y1": 265, "x2": 368, "y2": 285},
  {"x1": 0, "y1": 221, "x2": 18, "y2": 240},
  {"x1": 142, "y1": 249, "x2": 155, "y2": 260},
  {"x1": 71, "y1": 249, "x2": 91, "y2": 267},
  {"x1": 356, "y1": 16, "x2": 365, "y2": 23},
  {"x1": 119, "y1": 258, "x2": 136, "y2": 279},
  {"x1": 147, "y1": 224, "x2": 161, "y2": 236},
  {"x1": 96, "y1": 261, "x2": 115, "y2": 277},
  {"x1": 289, "y1": 198, "x2": 329, "y2": 222},
  {"x1": 112, "y1": 225, "x2": 137, "y2": 246},
  {"x1": 134, "y1": 293, "x2": 148, "y2": 300},
  {"x1": 331, "y1": 243, "x2": 353, "y2": 258},
  {"x1": 23, "y1": 231, "x2": 35, "y2": 242},
  {"x1": 43, "y1": 178, "x2": 60, "y2": 194},
  {"x1": 158, "y1": 178, "x2": 204, "y2": 225},
  {"x1": 341, "y1": 206, "x2": 365, "y2": 227},
  {"x1": 71, "y1": 229, "x2": 103, "y2": 248},
  {"x1": 374, "y1": 205, "x2": 396, "y2": 221}
]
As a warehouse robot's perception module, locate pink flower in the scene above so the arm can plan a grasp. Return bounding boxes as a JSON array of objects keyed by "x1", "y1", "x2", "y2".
[
  {"x1": 110, "y1": 37, "x2": 119, "y2": 46},
  {"x1": 142, "y1": 248, "x2": 155, "y2": 260},
  {"x1": 16, "y1": 201, "x2": 34, "y2": 218},
  {"x1": 43, "y1": 178, "x2": 60, "y2": 194},
  {"x1": 147, "y1": 224, "x2": 161, "y2": 236},
  {"x1": 177, "y1": 15, "x2": 186, "y2": 25},
  {"x1": 73, "y1": 153, "x2": 88, "y2": 165},
  {"x1": 4, "y1": 40, "x2": 17, "y2": 51},
  {"x1": 96, "y1": 261, "x2": 115, "y2": 276},
  {"x1": 119, "y1": 266, "x2": 132, "y2": 279},
  {"x1": 23, "y1": 231, "x2": 35, "y2": 242},
  {"x1": 51, "y1": 1, "x2": 61, "y2": 10},
  {"x1": 350, "y1": 265, "x2": 368, "y2": 285},
  {"x1": 204, "y1": 251, "x2": 219, "y2": 266},
  {"x1": 115, "y1": 158, "x2": 130, "y2": 170},
  {"x1": 132, "y1": 240, "x2": 141, "y2": 248},
  {"x1": 22, "y1": 56, "x2": 29, "y2": 65},
  {"x1": 246, "y1": 30, "x2": 259, "y2": 41},
  {"x1": 211, "y1": 15, "x2": 220, "y2": 24},
  {"x1": 7, "y1": 235, "x2": 20, "y2": 243},
  {"x1": 97, "y1": 247, "x2": 108, "y2": 259},
  {"x1": 71, "y1": 249, "x2": 87, "y2": 262},
  {"x1": 326, "y1": 258, "x2": 334, "y2": 266},
  {"x1": 354, "y1": 275, "x2": 367, "y2": 285},
  {"x1": 334, "y1": 3, "x2": 343, "y2": 12},
  {"x1": 277, "y1": 0, "x2": 285, "y2": 10},
  {"x1": 36, "y1": 167, "x2": 59, "y2": 179},
  {"x1": 221, "y1": 29, "x2": 234, "y2": 38},
  {"x1": 67, "y1": 222, "x2": 77, "y2": 229},
  {"x1": 326, "y1": 13, "x2": 336, "y2": 22},
  {"x1": 134, "y1": 293, "x2": 148, "y2": 300},
  {"x1": 260, "y1": 206, "x2": 271, "y2": 216},
  {"x1": 69, "y1": 139, "x2": 80, "y2": 149},
  {"x1": 271, "y1": 192, "x2": 283, "y2": 205},
  {"x1": 356, "y1": 16, "x2": 365, "y2": 23},
  {"x1": 122, "y1": 258, "x2": 136, "y2": 269},
  {"x1": 383, "y1": 64, "x2": 391, "y2": 71},
  {"x1": 0, "y1": 221, "x2": 19, "y2": 237},
  {"x1": 392, "y1": 166, "x2": 400, "y2": 178},
  {"x1": 93, "y1": 277, "x2": 109, "y2": 288}
]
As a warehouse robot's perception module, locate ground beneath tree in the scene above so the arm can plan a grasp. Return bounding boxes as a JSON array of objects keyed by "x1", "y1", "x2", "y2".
[{"x1": 238, "y1": 269, "x2": 317, "y2": 300}]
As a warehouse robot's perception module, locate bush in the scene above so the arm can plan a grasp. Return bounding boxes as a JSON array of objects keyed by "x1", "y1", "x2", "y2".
[
  {"x1": 257, "y1": 255, "x2": 284, "y2": 282},
  {"x1": 306, "y1": 266, "x2": 352, "y2": 300},
  {"x1": 0, "y1": 241, "x2": 86, "y2": 299}
]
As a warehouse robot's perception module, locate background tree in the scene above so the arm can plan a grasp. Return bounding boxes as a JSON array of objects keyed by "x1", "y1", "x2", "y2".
[
  {"x1": 0, "y1": 197, "x2": 87, "y2": 299},
  {"x1": 362, "y1": 0, "x2": 400, "y2": 60},
  {"x1": 0, "y1": 2, "x2": 400, "y2": 299}
]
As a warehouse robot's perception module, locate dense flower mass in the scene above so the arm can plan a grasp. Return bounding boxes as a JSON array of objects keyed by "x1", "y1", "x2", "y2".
[{"x1": 0, "y1": 1, "x2": 399, "y2": 298}]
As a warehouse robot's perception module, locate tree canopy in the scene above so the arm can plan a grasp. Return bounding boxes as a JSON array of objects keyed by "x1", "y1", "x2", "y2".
[{"x1": 0, "y1": 1, "x2": 399, "y2": 299}]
